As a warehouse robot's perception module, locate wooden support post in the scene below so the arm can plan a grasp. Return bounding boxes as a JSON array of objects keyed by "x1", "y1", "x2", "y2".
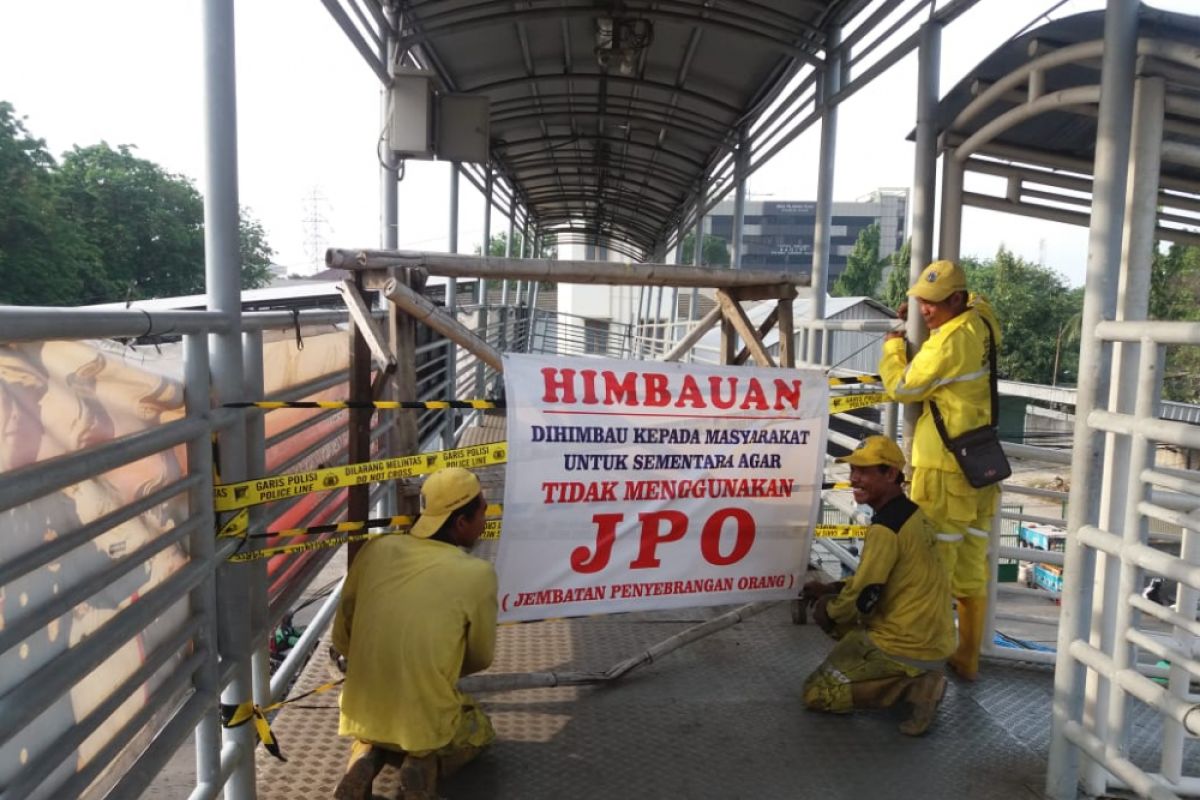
[
  {"x1": 346, "y1": 274, "x2": 374, "y2": 564},
  {"x1": 388, "y1": 267, "x2": 421, "y2": 519},
  {"x1": 777, "y1": 297, "x2": 796, "y2": 368},
  {"x1": 716, "y1": 289, "x2": 776, "y2": 368}
]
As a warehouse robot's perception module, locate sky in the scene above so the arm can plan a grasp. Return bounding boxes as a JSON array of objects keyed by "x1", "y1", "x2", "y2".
[{"x1": 0, "y1": 0, "x2": 1196, "y2": 287}]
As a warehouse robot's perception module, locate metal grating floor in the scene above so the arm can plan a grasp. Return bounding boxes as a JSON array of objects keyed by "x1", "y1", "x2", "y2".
[{"x1": 256, "y1": 604, "x2": 1067, "y2": 800}]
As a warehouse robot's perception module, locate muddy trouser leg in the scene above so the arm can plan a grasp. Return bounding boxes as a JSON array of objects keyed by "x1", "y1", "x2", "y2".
[
  {"x1": 401, "y1": 697, "x2": 497, "y2": 797},
  {"x1": 802, "y1": 628, "x2": 923, "y2": 714}
]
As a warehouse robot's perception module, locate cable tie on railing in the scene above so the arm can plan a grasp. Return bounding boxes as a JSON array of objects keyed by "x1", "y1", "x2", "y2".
[
  {"x1": 290, "y1": 308, "x2": 305, "y2": 350},
  {"x1": 140, "y1": 309, "x2": 154, "y2": 340}
]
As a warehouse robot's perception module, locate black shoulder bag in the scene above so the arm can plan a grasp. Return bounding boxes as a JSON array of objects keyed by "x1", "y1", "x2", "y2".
[{"x1": 927, "y1": 318, "x2": 1012, "y2": 488}]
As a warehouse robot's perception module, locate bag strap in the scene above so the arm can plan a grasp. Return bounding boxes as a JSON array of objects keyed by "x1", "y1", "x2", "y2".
[{"x1": 928, "y1": 316, "x2": 999, "y2": 446}]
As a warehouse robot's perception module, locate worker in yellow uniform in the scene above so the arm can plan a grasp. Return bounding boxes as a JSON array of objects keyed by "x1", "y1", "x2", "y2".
[
  {"x1": 802, "y1": 435, "x2": 955, "y2": 736},
  {"x1": 333, "y1": 467, "x2": 497, "y2": 800},
  {"x1": 879, "y1": 259, "x2": 1001, "y2": 681}
]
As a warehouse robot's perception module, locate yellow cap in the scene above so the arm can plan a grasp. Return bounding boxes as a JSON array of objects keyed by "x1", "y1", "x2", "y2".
[
  {"x1": 908, "y1": 259, "x2": 967, "y2": 302},
  {"x1": 835, "y1": 435, "x2": 906, "y2": 471},
  {"x1": 410, "y1": 467, "x2": 482, "y2": 538}
]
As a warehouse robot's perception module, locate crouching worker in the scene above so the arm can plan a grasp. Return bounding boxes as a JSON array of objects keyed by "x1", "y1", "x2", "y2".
[
  {"x1": 801, "y1": 436, "x2": 955, "y2": 736},
  {"x1": 333, "y1": 467, "x2": 498, "y2": 800}
]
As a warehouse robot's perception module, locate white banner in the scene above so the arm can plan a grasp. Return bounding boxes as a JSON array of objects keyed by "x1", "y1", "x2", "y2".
[{"x1": 496, "y1": 354, "x2": 828, "y2": 622}]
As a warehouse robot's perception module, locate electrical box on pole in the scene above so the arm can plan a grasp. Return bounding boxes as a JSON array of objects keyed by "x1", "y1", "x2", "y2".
[
  {"x1": 388, "y1": 68, "x2": 435, "y2": 157},
  {"x1": 436, "y1": 94, "x2": 490, "y2": 164}
]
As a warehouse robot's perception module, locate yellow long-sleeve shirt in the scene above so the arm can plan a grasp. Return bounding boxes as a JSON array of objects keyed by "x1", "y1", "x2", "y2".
[
  {"x1": 825, "y1": 495, "x2": 955, "y2": 662},
  {"x1": 879, "y1": 296, "x2": 1001, "y2": 473},
  {"x1": 334, "y1": 534, "x2": 497, "y2": 752}
]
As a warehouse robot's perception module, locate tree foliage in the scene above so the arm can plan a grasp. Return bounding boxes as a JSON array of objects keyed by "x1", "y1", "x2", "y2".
[
  {"x1": 833, "y1": 223, "x2": 885, "y2": 297},
  {"x1": 679, "y1": 233, "x2": 730, "y2": 267},
  {"x1": 1150, "y1": 242, "x2": 1200, "y2": 403},
  {"x1": 878, "y1": 238, "x2": 912, "y2": 310},
  {"x1": 961, "y1": 247, "x2": 1082, "y2": 385},
  {"x1": 0, "y1": 102, "x2": 94, "y2": 305},
  {"x1": 476, "y1": 231, "x2": 557, "y2": 260},
  {"x1": 0, "y1": 105, "x2": 274, "y2": 306}
]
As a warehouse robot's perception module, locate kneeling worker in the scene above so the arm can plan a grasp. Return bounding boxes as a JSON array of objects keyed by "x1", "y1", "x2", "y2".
[
  {"x1": 334, "y1": 467, "x2": 498, "y2": 800},
  {"x1": 801, "y1": 436, "x2": 955, "y2": 736}
]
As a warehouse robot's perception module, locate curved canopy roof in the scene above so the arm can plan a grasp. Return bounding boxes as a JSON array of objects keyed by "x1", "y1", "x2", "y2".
[
  {"x1": 388, "y1": 0, "x2": 865, "y2": 259},
  {"x1": 933, "y1": 6, "x2": 1200, "y2": 186}
]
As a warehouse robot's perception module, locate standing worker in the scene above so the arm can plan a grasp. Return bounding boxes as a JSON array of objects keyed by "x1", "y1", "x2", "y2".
[
  {"x1": 879, "y1": 259, "x2": 1002, "y2": 681},
  {"x1": 333, "y1": 467, "x2": 498, "y2": 800},
  {"x1": 802, "y1": 436, "x2": 955, "y2": 735}
]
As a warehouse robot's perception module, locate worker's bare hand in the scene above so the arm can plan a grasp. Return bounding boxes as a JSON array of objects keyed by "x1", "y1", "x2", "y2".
[
  {"x1": 897, "y1": 301, "x2": 908, "y2": 322},
  {"x1": 885, "y1": 330, "x2": 906, "y2": 341}
]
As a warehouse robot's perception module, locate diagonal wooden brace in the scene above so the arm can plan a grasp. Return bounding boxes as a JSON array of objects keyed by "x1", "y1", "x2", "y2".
[
  {"x1": 337, "y1": 280, "x2": 398, "y2": 373},
  {"x1": 664, "y1": 306, "x2": 722, "y2": 363},
  {"x1": 383, "y1": 277, "x2": 505, "y2": 373},
  {"x1": 716, "y1": 289, "x2": 776, "y2": 368}
]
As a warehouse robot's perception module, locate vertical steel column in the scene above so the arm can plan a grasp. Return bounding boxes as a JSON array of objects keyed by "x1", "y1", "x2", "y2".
[
  {"x1": 527, "y1": 225, "x2": 541, "y2": 352},
  {"x1": 1103, "y1": 74, "x2": 1165, "y2": 781},
  {"x1": 654, "y1": 284, "x2": 666, "y2": 355},
  {"x1": 242, "y1": 332, "x2": 270, "y2": 709},
  {"x1": 444, "y1": 164, "x2": 460, "y2": 448},
  {"x1": 905, "y1": 22, "x2": 941, "y2": 454},
  {"x1": 938, "y1": 150, "x2": 964, "y2": 264},
  {"x1": 379, "y1": 8, "x2": 399, "y2": 505},
  {"x1": 500, "y1": 194, "x2": 515, "y2": 349},
  {"x1": 201, "y1": 1, "x2": 254, "y2": 796},
  {"x1": 477, "y1": 168, "x2": 492, "y2": 393},
  {"x1": 379, "y1": 15, "x2": 398, "y2": 254},
  {"x1": 691, "y1": 189, "x2": 705, "y2": 325},
  {"x1": 732, "y1": 127, "x2": 749, "y2": 269},
  {"x1": 808, "y1": 27, "x2": 841, "y2": 366},
  {"x1": 481, "y1": 167, "x2": 492, "y2": 300},
  {"x1": 184, "y1": 334, "x2": 221, "y2": 794},
  {"x1": 1046, "y1": 2, "x2": 1138, "y2": 797},
  {"x1": 374, "y1": 0, "x2": 397, "y2": 502}
]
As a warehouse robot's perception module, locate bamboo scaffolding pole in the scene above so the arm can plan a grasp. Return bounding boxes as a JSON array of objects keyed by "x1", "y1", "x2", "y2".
[
  {"x1": 329, "y1": 248, "x2": 804, "y2": 292},
  {"x1": 457, "y1": 601, "x2": 776, "y2": 693},
  {"x1": 384, "y1": 277, "x2": 504, "y2": 372}
]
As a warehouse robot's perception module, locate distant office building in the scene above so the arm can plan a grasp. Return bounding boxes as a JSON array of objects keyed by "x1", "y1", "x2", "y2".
[{"x1": 704, "y1": 188, "x2": 908, "y2": 282}]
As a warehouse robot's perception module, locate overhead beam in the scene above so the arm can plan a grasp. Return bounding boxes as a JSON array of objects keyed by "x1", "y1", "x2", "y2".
[{"x1": 331, "y1": 249, "x2": 805, "y2": 290}]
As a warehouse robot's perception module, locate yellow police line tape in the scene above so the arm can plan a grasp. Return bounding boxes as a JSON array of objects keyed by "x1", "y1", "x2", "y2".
[
  {"x1": 225, "y1": 500, "x2": 860, "y2": 563},
  {"x1": 219, "y1": 480, "x2": 852, "y2": 543},
  {"x1": 222, "y1": 677, "x2": 345, "y2": 761},
  {"x1": 827, "y1": 374, "x2": 882, "y2": 386},
  {"x1": 213, "y1": 442, "x2": 508, "y2": 512},
  {"x1": 815, "y1": 524, "x2": 868, "y2": 538},
  {"x1": 226, "y1": 399, "x2": 501, "y2": 410},
  {"x1": 827, "y1": 392, "x2": 888, "y2": 414},
  {"x1": 212, "y1": 390, "x2": 884, "y2": 517}
]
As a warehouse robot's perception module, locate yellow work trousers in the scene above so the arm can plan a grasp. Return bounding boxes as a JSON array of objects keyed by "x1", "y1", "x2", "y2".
[
  {"x1": 911, "y1": 468, "x2": 999, "y2": 598},
  {"x1": 802, "y1": 628, "x2": 924, "y2": 714},
  {"x1": 355, "y1": 698, "x2": 495, "y2": 775}
]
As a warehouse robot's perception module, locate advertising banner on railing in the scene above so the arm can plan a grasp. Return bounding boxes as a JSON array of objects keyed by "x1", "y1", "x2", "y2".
[{"x1": 496, "y1": 353, "x2": 828, "y2": 622}]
